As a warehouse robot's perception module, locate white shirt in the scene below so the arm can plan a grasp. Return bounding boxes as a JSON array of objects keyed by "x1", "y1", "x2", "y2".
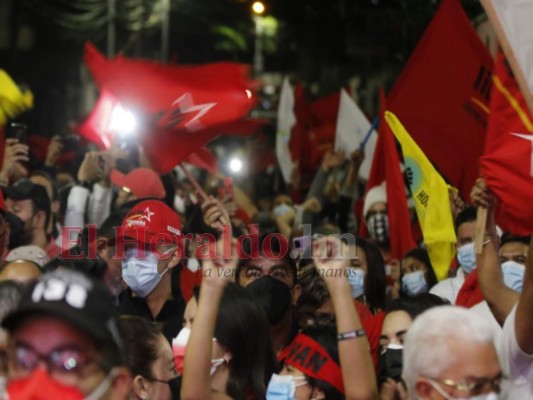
[
  {"x1": 470, "y1": 301, "x2": 502, "y2": 345},
  {"x1": 429, "y1": 268, "x2": 466, "y2": 304},
  {"x1": 498, "y1": 304, "x2": 533, "y2": 398}
]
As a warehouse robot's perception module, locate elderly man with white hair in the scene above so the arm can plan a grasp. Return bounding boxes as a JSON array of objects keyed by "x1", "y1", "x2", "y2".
[{"x1": 403, "y1": 306, "x2": 503, "y2": 399}]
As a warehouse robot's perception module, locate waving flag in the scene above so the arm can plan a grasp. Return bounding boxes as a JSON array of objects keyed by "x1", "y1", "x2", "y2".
[
  {"x1": 83, "y1": 42, "x2": 256, "y2": 173},
  {"x1": 0, "y1": 70, "x2": 33, "y2": 126},
  {"x1": 386, "y1": 111, "x2": 456, "y2": 281},
  {"x1": 276, "y1": 77, "x2": 297, "y2": 183},
  {"x1": 388, "y1": 0, "x2": 493, "y2": 198},
  {"x1": 335, "y1": 89, "x2": 377, "y2": 179},
  {"x1": 480, "y1": 53, "x2": 533, "y2": 236}
]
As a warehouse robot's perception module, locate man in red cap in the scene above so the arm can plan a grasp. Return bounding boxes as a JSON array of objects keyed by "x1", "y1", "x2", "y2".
[
  {"x1": 115, "y1": 199, "x2": 197, "y2": 341},
  {"x1": 110, "y1": 167, "x2": 166, "y2": 208}
]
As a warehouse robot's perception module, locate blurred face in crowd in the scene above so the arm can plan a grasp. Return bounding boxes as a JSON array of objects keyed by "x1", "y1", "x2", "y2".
[
  {"x1": 30, "y1": 176, "x2": 59, "y2": 227},
  {"x1": 6, "y1": 199, "x2": 45, "y2": 243},
  {"x1": 137, "y1": 333, "x2": 177, "y2": 400},
  {"x1": 7, "y1": 316, "x2": 114, "y2": 397},
  {"x1": 238, "y1": 256, "x2": 295, "y2": 289},
  {"x1": 278, "y1": 363, "x2": 325, "y2": 400},
  {"x1": 0, "y1": 261, "x2": 42, "y2": 285},
  {"x1": 115, "y1": 187, "x2": 136, "y2": 209},
  {"x1": 366, "y1": 202, "x2": 387, "y2": 218},
  {"x1": 499, "y1": 241, "x2": 528, "y2": 265},
  {"x1": 415, "y1": 340, "x2": 501, "y2": 399},
  {"x1": 380, "y1": 310, "x2": 412, "y2": 353},
  {"x1": 456, "y1": 221, "x2": 476, "y2": 247},
  {"x1": 273, "y1": 194, "x2": 293, "y2": 209}
]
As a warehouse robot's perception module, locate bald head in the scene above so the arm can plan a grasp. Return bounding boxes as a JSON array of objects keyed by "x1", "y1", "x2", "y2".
[{"x1": 0, "y1": 260, "x2": 42, "y2": 285}]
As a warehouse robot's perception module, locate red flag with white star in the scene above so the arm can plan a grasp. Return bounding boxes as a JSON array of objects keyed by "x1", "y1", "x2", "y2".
[
  {"x1": 83, "y1": 42, "x2": 256, "y2": 173},
  {"x1": 480, "y1": 52, "x2": 533, "y2": 235}
]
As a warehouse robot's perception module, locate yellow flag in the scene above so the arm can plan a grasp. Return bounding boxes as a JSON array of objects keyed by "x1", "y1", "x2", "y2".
[
  {"x1": 0, "y1": 70, "x2": 33, "y2": 126},
  {"x1": 385, "y1": 111, "x2": 456, "y2": 281}
]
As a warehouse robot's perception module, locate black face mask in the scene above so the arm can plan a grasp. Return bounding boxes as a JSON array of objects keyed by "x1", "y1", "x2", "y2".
[
  {"x1": 6, "y1": 211, "x2": 32, "y2": 250},
  {"x1": 378, "y1": 347, "x2": 403, "y2": 383},
  {"x1": 245, "y1": 275, "x2": 291, "y2": 325},
  {"x1": 168, "y1": 376, "x2": 181, "y2": 399}
]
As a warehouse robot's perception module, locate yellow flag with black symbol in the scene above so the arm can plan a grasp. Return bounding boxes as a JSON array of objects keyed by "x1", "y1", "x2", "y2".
[
  {"x1": 0, "y1": 70, "x2": 33, "y2": 126},
  {"x1": 385, "y1": 111, "x2": 456, "y2": 281}
]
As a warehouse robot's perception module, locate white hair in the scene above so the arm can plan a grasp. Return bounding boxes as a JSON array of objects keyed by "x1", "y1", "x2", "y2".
[{"x1": 402, "y1": 306, "x2": 495, "y2": 397}]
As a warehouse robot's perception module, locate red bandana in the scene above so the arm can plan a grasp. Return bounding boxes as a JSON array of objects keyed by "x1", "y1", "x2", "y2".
[{"x1": 279, "y1": 333, "x2": 344, "y2": 394}]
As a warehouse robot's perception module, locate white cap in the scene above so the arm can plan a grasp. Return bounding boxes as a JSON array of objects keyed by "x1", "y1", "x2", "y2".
[
  {"x1": 6, "y1": 245, "x2": 50, "y2": 268},
  {"x1": 363, "y1": 181, "x2": 387, "y2": 217}
]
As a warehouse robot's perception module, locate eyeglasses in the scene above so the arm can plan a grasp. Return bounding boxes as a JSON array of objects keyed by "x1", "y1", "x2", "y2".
[
  {"x1": 8, "y1": 343, "x2": 99, "y2": 378},
  {"x1": 427, "y1": 374, "x2": 505, "y2": 396}
]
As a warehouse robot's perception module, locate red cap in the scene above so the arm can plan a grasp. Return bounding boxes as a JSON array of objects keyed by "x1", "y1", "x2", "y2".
[
  {"x1": 110, "y1": 168, "x2": 165, "y2": 199},
  {"x1": 115, "y1": 200, "x2": 182, "y2": 249}
]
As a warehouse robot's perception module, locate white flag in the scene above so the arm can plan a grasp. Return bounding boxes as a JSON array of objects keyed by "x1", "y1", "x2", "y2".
[
  {"x1": 334, "y1": 89, "x2": 377, "y2": 179},
  {"x1": 481, "y1": 0, "x2": 533, "y2": 111},
  {"x1": 276, "y1": 77, "x2": 296, "y2": 183}
]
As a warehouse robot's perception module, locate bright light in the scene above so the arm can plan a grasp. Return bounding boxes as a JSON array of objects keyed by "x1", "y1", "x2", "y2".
[
  {"x1": 252, "y1": 1, "x2": 265, "y2": 15},
  {"x1": 108, "y1": 104, "x2": 136, "y2": 135},
  {"x1": 229, "y1": 158, "x2": 243, "y2": 173},
  {"x1": 245, "y1": 89, "x2": 252, "y2": 99}
]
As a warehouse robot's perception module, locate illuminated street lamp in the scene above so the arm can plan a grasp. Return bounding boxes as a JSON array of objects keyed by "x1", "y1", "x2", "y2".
[{"x1": 252, "y1": 2, "x2": 265, "y2": 75}]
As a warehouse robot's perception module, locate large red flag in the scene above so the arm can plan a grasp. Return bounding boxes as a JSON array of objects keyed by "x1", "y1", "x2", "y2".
[
  {"x1": 359, "y1": 91, "x2": 416, "y2": 260},
  {"x1": 388, "y1": 0, "x2": 493, "y2": 199},
  {"x1": 480, "y1": 52, "x2": 533, "y2": 235},
  {"x1": 83, "y1": 43, "x2": 256, "y2": 173}
]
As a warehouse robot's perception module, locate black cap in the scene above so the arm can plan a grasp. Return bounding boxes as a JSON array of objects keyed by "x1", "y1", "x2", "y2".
[
  {"x1": 2, "y1": 269, "x2": 122, "y2": 349},
  {"x1": 4, "y1": 179, "x2": 50, "y2": 216}
]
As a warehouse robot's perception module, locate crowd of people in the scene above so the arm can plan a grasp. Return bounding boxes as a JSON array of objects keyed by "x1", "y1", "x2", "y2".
[{"x1": 0, "y1": 128, "x2": 530, "y2": 400}]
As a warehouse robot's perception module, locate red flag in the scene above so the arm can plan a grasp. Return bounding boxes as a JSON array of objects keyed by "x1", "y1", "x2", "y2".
[
  {"x1": 183, "y1": 146, "x2": 217, "y2": 175},
  {"x1": 480, "y1": 52, "x2": 533, "y2": 235},
  {"x1": 77, "y1": 89, "x2": 118, "y2": 149},
  {"x1": 359, "y1": 91, "x2": 416, "y2": 260},
  {"x1": 388, "y1": 0, "x2": 493, "y2": 199},
  {"x1": 83, "y1": 43, "x2": 256, "y2": 173}
]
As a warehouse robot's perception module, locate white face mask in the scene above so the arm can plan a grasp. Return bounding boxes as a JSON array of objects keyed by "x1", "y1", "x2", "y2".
[
  {"x1": 121, "y1": 248, "x2": 168, "y2": 298},
  {"x1": 173, "y1": 194, "x2": 186, "y2": 214}
]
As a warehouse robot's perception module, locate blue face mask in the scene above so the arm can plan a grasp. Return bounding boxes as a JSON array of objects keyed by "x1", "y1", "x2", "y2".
[
  {"x1": 347, "y1": 268, "x2": 365, "y2": 299},
  {"x1": 457, "y1": 242, "x2": 476, "y2": 273},
  {"x1": 402, "y1": 270, "x2": 428, "y2": 296},
  {"x1": 266, "y1": 373, "x2": 307, "y2": 400},
  {"x1": 502, "y1": 261, "x2": 525, "y2": 293},
  {"x1": 122, "y1": 248, "x2": 168, "y2": 298}
]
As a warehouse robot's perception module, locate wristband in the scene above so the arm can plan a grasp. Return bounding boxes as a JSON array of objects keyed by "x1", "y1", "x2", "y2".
[{"x1": 337, "y1": 329, "x2": 366, "y2": 341}]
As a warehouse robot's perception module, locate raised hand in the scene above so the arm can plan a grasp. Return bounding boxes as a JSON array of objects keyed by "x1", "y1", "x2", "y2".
[
  {"x1": 0, "y1": 138, "x2": 29, "y2": 182},
  {"x1": 44, "y1": 136, "x2": 64, "y2": 167},
  {"x1": 321, "y1": 150, "x2": 345, "y2": 172},
  {"x1": 201, "y1": 195, "x2": 231, "y2": 234},
  {"x1": 470, "y1": 177, "x2": 496, "y2": 209}
]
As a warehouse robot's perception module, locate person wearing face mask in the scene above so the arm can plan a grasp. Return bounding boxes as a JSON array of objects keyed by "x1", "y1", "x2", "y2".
[
  {"x1": 400, "y1": 248, "x2": 438, "y2": 298},
  {"x1": 235, "y1": 235, "x2": 302, "y2": 355},
  {"x1": 267, "y1": 236, "x2": 377, "y2": 400},
  {"x1": 1, "y1": 269, "x2": 132, "y2": 399},
  {"x1": 430, "y1": 207, "x2": 478, "y2": 304},
  {"x1": 378, "y1": 294, "x2": 448, "y2": 400},
  {"x1": 115, "y1": 199, "x2": 187, "y2": 342},
  {"x1": 119, "y1": 316, "x2": 180, "y2": 400},
  {"x1": 180, "y1": 236, "x2": 277, "y2": 400},
  {"x1": 4, "y1": 179, "x2": 58, "y2": 258}
]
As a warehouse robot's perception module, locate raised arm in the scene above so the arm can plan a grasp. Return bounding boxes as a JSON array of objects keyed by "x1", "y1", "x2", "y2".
[
  {"x1": 471, "y1": 178, "x2": 518, "y2": 325},
  {"x1": 313, "y1": 237, "x2": 377, "y2": 400}
]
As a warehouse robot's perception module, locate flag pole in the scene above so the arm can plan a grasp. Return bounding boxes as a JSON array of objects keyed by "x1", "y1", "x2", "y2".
[
  {"x1": 179, "y1": 164, "x2": 209, "y2": 202},
  {"x1": 474, "y1": 207, "x2": 488, "y2": 255},
  {"x1": 360, "y1": 116, "x2": 379, "y2": 151}
]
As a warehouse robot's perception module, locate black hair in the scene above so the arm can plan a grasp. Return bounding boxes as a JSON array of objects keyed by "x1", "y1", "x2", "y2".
[
  {"x1": 57, "y1": 183, "x2": 74, "y2": 224},
  {"x1": 118, "y1": 315, "x2": 163, "y2": 380},
  {"x1": 296, "y1": 273, "x2": 336, "y2": 327},
  {"x1": 500, "y1": 233, "x2": 530, "y2": 247},
  {"x1": 299, "y1": 325, "x2": 344, "y2": 400},
  {"x1": 454, "y1": 206, "x2": 477, "y2": 233},
  {"x1": 385, "y1": 293, "x2": 449, "y2": 320},
  {"x1": 31, "y1": 171, "x2": 59, "y2": 201},
  {"x1": 236, "y1": 233, "x2": 297, "y2": 286},
  {"x1": 193, "y1": 283, "x2": 277, "y2": 400},
  {"x1": 356, "y1": 237, "x2": 386, "y2": 313},
  {"x1": 0, "y1": 280, "x2": 24, "y2": 321},
  {"x1": 98, "y1": 212, "x2": 124, "y2": 240},
  {"x1": 400, "y1": 248, "x2": 438, "y2": 294}
]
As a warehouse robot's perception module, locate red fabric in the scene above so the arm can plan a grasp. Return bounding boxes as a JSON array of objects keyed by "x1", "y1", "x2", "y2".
[
  {"x1": 359, "y1": 91, "x2": 416, "y2": 260},
  {"x1": 480, "y1": 52, "x2": 533, "y2": 236},
  {"x1": 354, "y1": 299, "x2": 373, "y2": 322},
  {"x1": 179, "y1": 267, "x2": 202, "y2": 303},
  {"x1": 83, "y1": 42, "x2": 256, "y2": 174},
  {"x1": 362, "y1": 311, "x2": 385, "y2": 370},
  {"x1": 387, "y1": 0, "x2": 493, "y2": 199},
  {"x1": 183, "y1": 146, "x2": 217, "y2": 174},
  {"x1": 46, "y1": 240, "x2": 62, "y2": 259},
  {"x1": 77, "y1": 89, "x2": 117, "y2": 149},
  {"x1": 455, "y1": 270, "x2": 484, "y2": 308},
  {"x1": 110, "y1": 168, "x2": 165, "y2": 198}
]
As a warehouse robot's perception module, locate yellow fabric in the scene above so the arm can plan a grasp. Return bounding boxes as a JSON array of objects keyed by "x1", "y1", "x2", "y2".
[
  {"x1": 0, "y1": 70, "x2": 33, "y2": 126},
  {"x1": 385, "y1": 111, "x2": 456, "y2": 281}
]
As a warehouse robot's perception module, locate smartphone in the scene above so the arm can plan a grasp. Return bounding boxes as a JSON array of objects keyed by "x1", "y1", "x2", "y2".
[
  {"x1": 6, "y1": 123, "x2": 27, "y2": 144},
  {"x1": 292, "y1": 236, "x2": 311, "y2": 256},
  {"x1": 61, "y1": 134, "x2": 80, "y2": 152}
]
